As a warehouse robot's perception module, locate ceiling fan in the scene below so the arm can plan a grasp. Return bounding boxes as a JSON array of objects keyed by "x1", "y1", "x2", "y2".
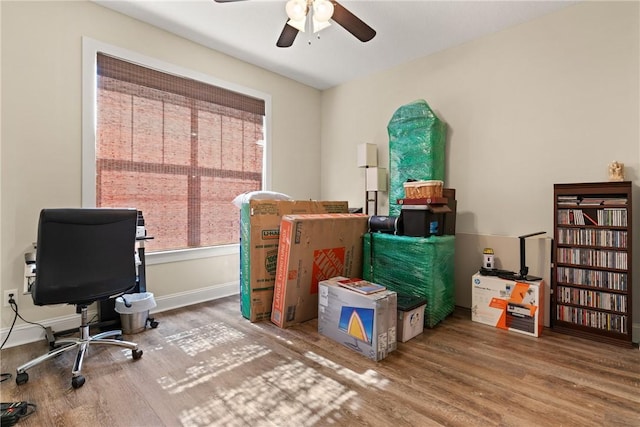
[{"x1": 213, "y1": 0, "x2": 376, "y2": 48}]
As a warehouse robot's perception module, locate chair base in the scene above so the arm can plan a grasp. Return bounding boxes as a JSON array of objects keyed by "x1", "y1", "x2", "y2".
[{"x1": 16, "y1": 305, "x2": 143, "y2": 389}]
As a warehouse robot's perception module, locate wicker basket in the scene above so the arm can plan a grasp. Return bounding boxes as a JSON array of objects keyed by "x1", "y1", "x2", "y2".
[{"x1": 403, "y1": 180, "x2": 443, "y2": 199}]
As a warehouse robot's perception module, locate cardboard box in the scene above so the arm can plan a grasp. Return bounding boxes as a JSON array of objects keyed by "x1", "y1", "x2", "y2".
[
  {"x1": 271, "y1": 214, "x2": 369, "y2": 328},
  {"x1": 239, "y1": 200, "x2": 348, "y2": 322},
  {"x1": 471, "y1": 273, "x2": 544, "y2": 337},
  {"x1": 318, "y1": 277, "x2": 397, "y2": 361},
  {"x1": 397, "y1": 294, "x2": 427, "y2": 342}
]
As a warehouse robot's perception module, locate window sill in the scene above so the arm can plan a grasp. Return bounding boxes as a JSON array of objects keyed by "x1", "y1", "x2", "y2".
[{"x1": 145, "y1": 244, "x2": 239, "y2": 265}]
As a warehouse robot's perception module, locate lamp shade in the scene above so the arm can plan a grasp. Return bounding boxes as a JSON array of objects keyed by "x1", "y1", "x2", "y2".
[
  {"x1": 286, "y1": 0, "x2": 307, "y2": 21},
  {"x1": 287, "y1": 18, "x2": 307, "y2": 32},
  {"x1": 313, "y1": 0, "x2": 334, "y2": 22},
  {"x1": 366, "y1": 167, "x2": 387, "y2": 192},
  {"x1": 312, "y1": 17, "x2": 331, "y2": 33},
  {"x1": 357, "y1": 143, "x2": 378, "y2": 168}
]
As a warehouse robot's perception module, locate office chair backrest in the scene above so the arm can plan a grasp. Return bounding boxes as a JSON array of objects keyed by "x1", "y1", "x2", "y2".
[{"x1": 32, "y1": 208, "x2": 138, "y2": 306}]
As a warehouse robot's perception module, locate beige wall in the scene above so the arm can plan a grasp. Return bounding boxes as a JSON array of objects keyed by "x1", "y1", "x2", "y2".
[
  {"x1": 2, "y1": 1, "x2": 639, "y2": 343},
  {"x1": 1, "y1": 1, "x2": 321, "y2": 331},
  {"x1": 320, "y1": 2, "x2": 639, "y2": 338}
]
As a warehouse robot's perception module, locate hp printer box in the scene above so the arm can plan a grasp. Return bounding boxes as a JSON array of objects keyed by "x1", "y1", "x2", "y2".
[
  {"x1": 471, "y1": 273, "x2": 544, "y2": 337},
  {"x1": 270, "y1": 215, "x2": 368, "y2": 328},
  {"x1": 318, "y1": 277, "x2": 397, "y2": 361},
  {"x1": 240, "y1": 200, "x2": 348, "y2": 322}
]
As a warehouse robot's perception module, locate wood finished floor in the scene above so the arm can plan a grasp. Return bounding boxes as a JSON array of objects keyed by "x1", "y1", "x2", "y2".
[{"x1": 1, "y1": 295, "x2": 638, "y2": 427}]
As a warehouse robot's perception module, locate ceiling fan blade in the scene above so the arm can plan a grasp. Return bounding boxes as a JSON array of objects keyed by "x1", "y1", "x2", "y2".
[
  {"x1": 213, "y1": 0, "x2": 247, "y2": 3},
  {"x1": 276, "y1": 22, "x2": 299, "y2": 48},
  {"x1": 331, "y1": 1, "x2": 376, "y2": 42}
]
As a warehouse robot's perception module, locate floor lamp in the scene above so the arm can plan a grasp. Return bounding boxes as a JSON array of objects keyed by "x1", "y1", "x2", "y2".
[{"x1": 357, "y1": 143, "x2": 387, "y2": 215}]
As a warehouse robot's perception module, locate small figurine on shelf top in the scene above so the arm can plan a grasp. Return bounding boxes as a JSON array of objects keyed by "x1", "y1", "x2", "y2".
[{"x1": 608, "y1": 161, "x2": 625, "y2": 181}]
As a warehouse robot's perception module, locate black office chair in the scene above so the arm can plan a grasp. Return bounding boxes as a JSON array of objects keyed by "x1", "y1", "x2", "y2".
[{"x1": 16, "y1": 208, "x2": 143, "y2": 389}]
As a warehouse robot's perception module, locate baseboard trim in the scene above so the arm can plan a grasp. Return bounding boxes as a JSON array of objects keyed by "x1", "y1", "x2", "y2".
[
  {"x1": 0, "y1": 281, "x2": 239, "y2": 349},
  {"x1": 3, "y1": 282, "x2": 638, "y2": 348}
]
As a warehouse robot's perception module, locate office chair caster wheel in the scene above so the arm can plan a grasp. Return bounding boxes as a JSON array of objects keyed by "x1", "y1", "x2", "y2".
[
  {"x1": 132, "y1": 349, "x2": 143, "y2": 360},
  {"x1": 72, "y1": 375, "x2": 85, "y2": 389},
  {"x1": 16, "y1": 372, "x2": 29, "y2": 385},
  {"x1": 148, "y1": 317, "x2": 159, "y2": 329}
]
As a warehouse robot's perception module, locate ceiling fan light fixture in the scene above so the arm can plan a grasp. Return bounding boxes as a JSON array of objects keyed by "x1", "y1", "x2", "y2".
[
  {"x1": 217, "y1": 0, "x2": 375, "y2": 48},
  {"x1": 312, "y1": 17, "x2": 331, "y2": 33},
  {"x1": 313, "y1": 0, "x2": 334, "y2": 23},
  {"x1": 287, "y1": 17, "x2": 307, "y2": 33},
  {"x1": 286, "y1": 0, "x2": 307, "y2": 21}
]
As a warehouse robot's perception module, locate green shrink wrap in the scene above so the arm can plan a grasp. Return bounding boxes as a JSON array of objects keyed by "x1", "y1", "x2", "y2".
[
  {"x1": 362, "y1": 233, "x2": 455, "y2": 328},
  {"x1": 387, "y1": 99, "x2": 447, "y2": 216}
]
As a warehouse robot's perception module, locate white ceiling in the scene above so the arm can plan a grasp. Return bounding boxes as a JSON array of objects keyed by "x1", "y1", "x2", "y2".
[{"x1": 93, "y1": 0, "x2": 576, "y2": 90}]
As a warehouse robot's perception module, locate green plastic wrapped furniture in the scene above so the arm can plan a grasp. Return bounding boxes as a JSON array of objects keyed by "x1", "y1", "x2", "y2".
[
  {"x1": 387, "y1": 99, "x2": 447, "y2": 216},
  {"x1": 362, "y1": 233, "x2": 455, "y2": 328}
]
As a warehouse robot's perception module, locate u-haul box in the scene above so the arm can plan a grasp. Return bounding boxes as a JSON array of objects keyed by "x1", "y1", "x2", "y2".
[{"x1": 239, "y1": 200, "x2": 348, "y2": 322}]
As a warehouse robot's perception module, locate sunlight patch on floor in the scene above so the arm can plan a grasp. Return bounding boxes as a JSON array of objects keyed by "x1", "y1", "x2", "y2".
[
  {"x1": 305, "y1": 351, "x2": 390, "y2": 389},
  {"x1": 274, "y1": 334, "x2": 294, "y2": 345},
  {"x1": 164, "y1": 322, "x2": 245, "y2": 356},
  {"x1": 157, "y1": 343, "x2": 271, "y2": 394},
  {"x1": 179, "y1": 359, "x2": 358, "y2": 427}
]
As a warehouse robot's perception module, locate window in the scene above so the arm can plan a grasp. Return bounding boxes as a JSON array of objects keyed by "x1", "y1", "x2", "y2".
[{"x1": 83, "y1": 38, "x2": 271, "y2": 260}]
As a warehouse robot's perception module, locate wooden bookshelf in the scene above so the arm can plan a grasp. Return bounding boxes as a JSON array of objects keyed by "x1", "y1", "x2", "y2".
[{"x1": 552, "y1": 181, "x2": 633, "y2": 347}]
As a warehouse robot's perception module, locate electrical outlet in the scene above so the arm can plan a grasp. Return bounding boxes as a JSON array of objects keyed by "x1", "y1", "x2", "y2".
[{"x1": 4, "y1": 289, "x2": 18, "y2": 307}]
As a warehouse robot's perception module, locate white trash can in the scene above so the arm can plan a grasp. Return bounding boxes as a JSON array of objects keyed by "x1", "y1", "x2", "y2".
[{"x1": 114, "y1": 292, "x2": 157, "y2": 334}]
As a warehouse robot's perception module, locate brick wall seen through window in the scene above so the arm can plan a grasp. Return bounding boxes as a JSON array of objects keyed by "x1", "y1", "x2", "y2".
[{"x1": 96, "y1": 53, "x2": 265, "y2": 252}]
